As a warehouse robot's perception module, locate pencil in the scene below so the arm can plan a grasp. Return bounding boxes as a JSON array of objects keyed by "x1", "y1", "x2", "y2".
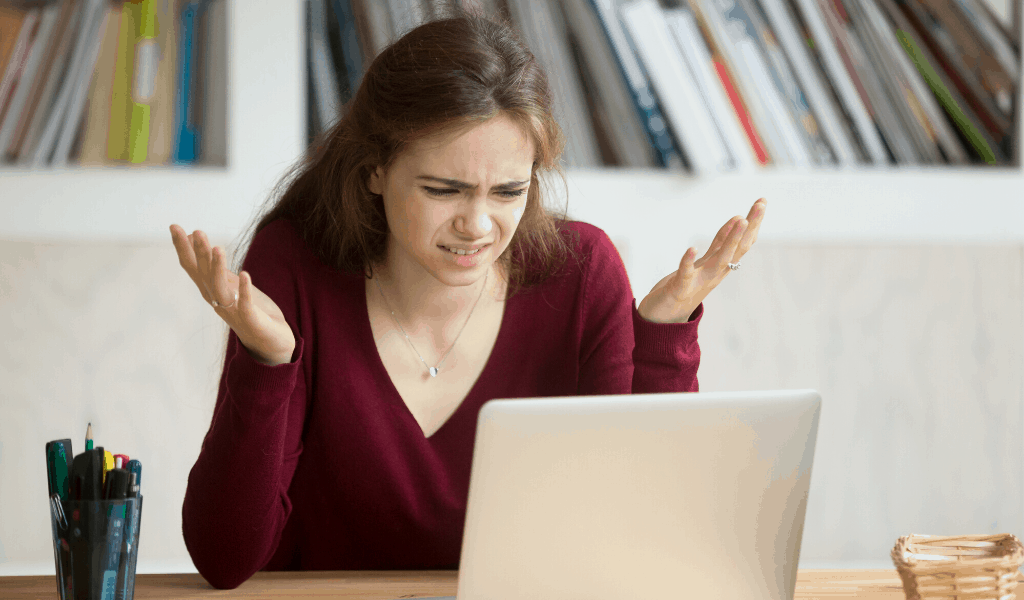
[{"x1": 85, "y1": 423, "x2": 93, "y2": 451}]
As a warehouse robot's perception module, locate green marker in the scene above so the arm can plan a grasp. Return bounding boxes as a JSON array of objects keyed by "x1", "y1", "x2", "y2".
[{"x1": 45, "y1": 439, "x2": 73, "y2": 501}]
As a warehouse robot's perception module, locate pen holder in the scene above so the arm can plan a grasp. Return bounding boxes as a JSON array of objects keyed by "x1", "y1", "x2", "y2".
[
  {"x1": 891, "y1": 534, "x2": 1024, "y2": 600},
  {"x1": 49, "y1": 495, "x2": 144, "y2": 600}
]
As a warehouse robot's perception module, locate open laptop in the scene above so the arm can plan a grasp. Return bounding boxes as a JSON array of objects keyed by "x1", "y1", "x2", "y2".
[{"x1": 415, "y1": 389, "x2": 821, "y2": 600}]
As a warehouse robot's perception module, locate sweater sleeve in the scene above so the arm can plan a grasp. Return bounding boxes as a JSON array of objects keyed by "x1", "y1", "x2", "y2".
[
  {"x1": 575, "y1": 223, "x2": 701, "y2": 395},
  {"x1": 181, "y1": 221, "x2": 309, "y2": 589}
]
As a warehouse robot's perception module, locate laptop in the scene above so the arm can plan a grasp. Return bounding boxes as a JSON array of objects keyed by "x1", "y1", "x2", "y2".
[{"x1": 417, "y1": 389, "x2": 821, "y2": 600}]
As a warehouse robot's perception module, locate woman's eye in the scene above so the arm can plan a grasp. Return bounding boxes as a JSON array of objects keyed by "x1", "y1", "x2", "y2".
[
  {"x1": 424, "y1": 187, "x2": 527, "y2": 199},
  {"x1": 424, "y1": 187, "x2": 459, "y2": 197}
]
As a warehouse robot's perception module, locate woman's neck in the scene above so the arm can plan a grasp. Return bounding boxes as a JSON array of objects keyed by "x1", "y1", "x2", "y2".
[{"x1": 372, "y1": 255, "x2": 503, "y2": 328}]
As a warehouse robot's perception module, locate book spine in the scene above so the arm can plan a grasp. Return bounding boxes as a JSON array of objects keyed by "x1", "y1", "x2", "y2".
[
  {"x1": 736, "y1": 0, "x2": 836, "y2": 165},
  {"x1": 665, "y1": 7, "x2": 760, "y2": 170},
  {"x1": 0, "y1": 3, "x2": 61, "y2": 159},
  {"x1": 331, "y1": 0, "x2": 366, "y2": 98},
  {"x1": 842, "y1": 0, "x2": 940, "y2": 163},
  {"x1": 895, "y1": 0, "x2": 1009, "y2": 148},
  {"x1": 562, "y1": 0, "x2": 658, "y2": 167},
  {"x1": 856, "y1": 0, "x2": 969, "y2": 163},
  {"x1": 621, "y1": 0, "x2": 730, "y2": 174},
  {"x1": 820, "y1": 0, "x2": 920, "y2": 163},
  {"x1": 0, "y1": 9, "x2": 40, "y2": 129},
  {"x1": 894, "y1": 24, "x2": 1001, "y2": 163},
  {"x1": 912, "y1": 0, "x2": 1013, "y2": 126},
  {"x1": 310, "y1": 0, "x2": 343, "y2": 131},
  {"x1": 949, "y1": 0, "x2": 1018, "y2": 85},
  {"x1": 754, "y1": 0, "x2": 862, "y2": 164},
  {"x1": 788, "y1": 0, "x2": 889, "y2": 163},
  {"x1": 51, "y1": 0, "x2": 110, "y2": 167},
  {"x1": 590, "y1": 0, "x2": 686, "y2": 169},
  {"x1": 714, "y1": 56, "x2": 771, "y2": 164},
  {"x1": 691, "y1": 0, "x2": 809, "y2": 166}
]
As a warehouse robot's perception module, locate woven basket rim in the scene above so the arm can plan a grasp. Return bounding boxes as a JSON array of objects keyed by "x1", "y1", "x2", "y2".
[{"x1": 891, "y1": 534, "x2": 1024, "y2": 573}]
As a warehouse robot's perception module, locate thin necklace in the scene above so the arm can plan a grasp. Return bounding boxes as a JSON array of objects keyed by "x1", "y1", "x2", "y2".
[{"x1": 374, "y1": 270, "x2": 489, "y2": 378}]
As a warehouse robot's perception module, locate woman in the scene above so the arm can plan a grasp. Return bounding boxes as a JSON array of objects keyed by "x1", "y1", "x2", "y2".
[{"x1": 170, "y1": 9, "x2": 765, "y2": 590}]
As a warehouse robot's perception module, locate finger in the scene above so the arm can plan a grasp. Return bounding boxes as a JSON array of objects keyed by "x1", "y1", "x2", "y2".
[
  {"x1": 170, "y1": 225, "x2": 198, "y2": 273},
  {"x1": 696, "y1": 221, "x2": 733, "y2": 269},
  {"x1": 171, "y1": 225, "x2": 210, "y2": 296},
  {"x1": 192, "y1": 230, "x2": 214, "y2": 301},
  {"x1": 210, "y1": 246, "x2": 236, "y2": 310},
  {"x1": 710, "y1": 216, "x2": 741, "y2": 251},
  {"x1": 736, "y1": 200, "x2": 766, "y2": 257},
  {"x1": 746, "y1": 197, "x2": 766, "y2": 221},
  {"x1": 238, "y1": 270, "x2": 252, "y2": 314},
  {"x1": 676, "y1": 246, "x2": 696, "y2": 274},
  {"x1": 719, "y1": 218, "x2": 748, "y2": 270}
]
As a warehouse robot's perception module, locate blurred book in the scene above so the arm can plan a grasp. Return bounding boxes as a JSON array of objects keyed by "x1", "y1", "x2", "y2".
[
  {"x1": 504, "y1": 0, "x2": 603, "y2": 168},
  {"x1": 560, "y1": 0, "x2": 660, "y2": 167},
  {"x1": 621, "y1": 0, "x2": 731, "y2": 174},
  {"x1": 0, "y1": 0, "x2": 226, "y2": 168}
]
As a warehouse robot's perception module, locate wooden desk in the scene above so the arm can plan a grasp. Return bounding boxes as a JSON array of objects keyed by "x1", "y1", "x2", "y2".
[{"x1": 4, "y1": 569, "x2": 1023, "y2": 599}]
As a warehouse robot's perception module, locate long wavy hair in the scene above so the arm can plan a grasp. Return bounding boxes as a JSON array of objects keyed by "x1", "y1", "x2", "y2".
[{"x1": 227, "y1": 6, "x2": 574, "y2": 295}]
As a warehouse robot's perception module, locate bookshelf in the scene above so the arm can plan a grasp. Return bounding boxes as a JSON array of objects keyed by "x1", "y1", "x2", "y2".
[
  {"x1": 0, "y1": 0, "x2": 303, "y2": 243},
  {"x1": 0, "y1": 0, "x2": 1021, "y2": 253}
]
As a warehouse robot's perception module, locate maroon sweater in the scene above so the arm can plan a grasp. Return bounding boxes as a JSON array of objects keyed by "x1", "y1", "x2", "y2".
[{"x1": 182, "y1": 218, "x2": 702, "y2": 589}]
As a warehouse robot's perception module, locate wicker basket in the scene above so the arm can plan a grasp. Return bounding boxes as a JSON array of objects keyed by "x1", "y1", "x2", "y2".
[{"x1": 891, "y1": 534, "x2": 1024, "y2": 600}]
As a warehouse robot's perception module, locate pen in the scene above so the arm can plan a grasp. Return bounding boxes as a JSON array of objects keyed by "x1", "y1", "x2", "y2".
[
  {"x1": 85, "y1": 422, "x2": 93, "y2": 451},
  {"x1": 103, "y1": 468, "x2": 130, "y2": 501},
  {"x1": 71, "y1": 448, "x2": 105, "y2": 501},
  {"x1": 126, "y1": 460, "x2": 142, "y2": 498},
  {"x1": 114, "y1": 454, "x2": 129, "y2": 470}
]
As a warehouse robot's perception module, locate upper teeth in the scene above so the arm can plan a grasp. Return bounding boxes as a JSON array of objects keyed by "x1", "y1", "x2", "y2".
[{"x1": 445, "y1": 246, "x2": 481, "y2": 255}]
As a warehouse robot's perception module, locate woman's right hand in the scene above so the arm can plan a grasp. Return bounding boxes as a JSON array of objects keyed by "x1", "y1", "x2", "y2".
[{"x1": 170, "y1": 224, "x2": 296, "y2": 366}]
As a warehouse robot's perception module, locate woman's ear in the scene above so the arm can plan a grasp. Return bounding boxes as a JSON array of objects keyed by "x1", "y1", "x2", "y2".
[{"x1": 367, "y1": 166, "x2": 383, "y2": 195}]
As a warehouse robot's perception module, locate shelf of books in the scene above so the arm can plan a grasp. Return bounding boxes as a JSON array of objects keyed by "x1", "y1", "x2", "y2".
[
  {"x1": 297, "y1": 0, "x2": 1024, "y2": 246},
  {"x1": 1, "y1": 0, "x2": 1020, "y2": 242},
  {"x1": 0, "y1": 0, "x2": 303, "y2": 242},
  {"x1": 0, "y1": 0, "x2": 228, "y2": 169},
  {"x1": 308, "y1": 0, "x2": 1022, "y2": 172}
]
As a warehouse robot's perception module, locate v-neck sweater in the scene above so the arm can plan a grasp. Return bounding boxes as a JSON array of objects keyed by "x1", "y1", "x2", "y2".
[{"x1": 182, "y1": 218, "x2": 703, "y2": 589}]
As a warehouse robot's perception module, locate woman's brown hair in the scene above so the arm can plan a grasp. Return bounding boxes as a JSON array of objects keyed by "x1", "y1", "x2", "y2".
[{"x1": 228, "y1": 6, "x2": 574, "y2": 294}]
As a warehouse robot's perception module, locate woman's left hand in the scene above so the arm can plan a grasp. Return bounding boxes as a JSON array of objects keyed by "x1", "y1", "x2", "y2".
[{"x1": 638, "y1": 198, "x2": 766, "y2": 323}]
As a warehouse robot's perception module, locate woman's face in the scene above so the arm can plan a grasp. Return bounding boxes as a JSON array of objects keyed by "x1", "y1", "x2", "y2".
[{"x1": 368, "y1": 115, "x2": 536, "y2": 288}]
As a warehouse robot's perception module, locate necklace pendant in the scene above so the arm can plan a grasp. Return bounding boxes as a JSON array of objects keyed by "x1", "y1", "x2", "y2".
[{"x1": 429, "y1": 367, "x2": 439, "y2": 377}]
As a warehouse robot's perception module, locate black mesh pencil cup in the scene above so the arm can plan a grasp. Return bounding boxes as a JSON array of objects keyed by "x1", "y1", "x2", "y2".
[{"x1": 49, "y1": 493, "x2": 144, "y2": 600}]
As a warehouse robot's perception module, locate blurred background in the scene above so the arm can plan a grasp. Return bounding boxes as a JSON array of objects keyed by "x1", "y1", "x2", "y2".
[{"x1": 0, "y1": 0, "x2": 1022, "y2": 575}]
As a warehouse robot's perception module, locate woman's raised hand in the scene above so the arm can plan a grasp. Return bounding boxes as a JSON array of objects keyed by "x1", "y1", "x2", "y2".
[
  {"x1": 637, "y1": 198, "x2": 766, "y2": 324},
  {"x1": 170, "y1": 225, "x2": 296, "y2": 366}
]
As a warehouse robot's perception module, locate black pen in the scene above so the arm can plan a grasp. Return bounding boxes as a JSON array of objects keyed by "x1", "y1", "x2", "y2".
[
  {"x1": 70, "y1": 449, "x2": 103, "y2": 502},
  {"x1": 103, "y1": 468, "x2": 130, "y2": 501}
]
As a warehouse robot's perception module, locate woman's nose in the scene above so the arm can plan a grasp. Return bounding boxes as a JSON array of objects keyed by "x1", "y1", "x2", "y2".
[{"x1": 456, "y1": 202, "x2": 494, "y2": 238}]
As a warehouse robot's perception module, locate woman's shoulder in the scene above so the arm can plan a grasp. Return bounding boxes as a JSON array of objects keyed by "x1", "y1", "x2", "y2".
[
  {"x1": 250, "y1": 218, "x2": 304, "y2": 253},
  {"x1": 241, "y1": 218, "x2": 330, "y2": 281},
  {"x1": 556, "y1": 219, "x2": 619, "y2": 261},
  {"x1": 247, "y1": 218, "x2": 332, "y2": 270}
]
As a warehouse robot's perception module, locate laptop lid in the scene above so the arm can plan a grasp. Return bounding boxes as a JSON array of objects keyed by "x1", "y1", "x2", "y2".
[{"x1": 456, "y1": 389, "x2": 822, "y2": 600}]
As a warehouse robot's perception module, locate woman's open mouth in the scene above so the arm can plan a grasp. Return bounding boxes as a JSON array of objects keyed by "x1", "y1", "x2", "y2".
[{"x1": 440, "y1": 244, "x2": 489, "y2": 266}]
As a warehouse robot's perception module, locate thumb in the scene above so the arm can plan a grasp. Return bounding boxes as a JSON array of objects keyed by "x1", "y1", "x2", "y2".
[{"x1": 677, "y1": 247, "x2": 695, "y2": 273}]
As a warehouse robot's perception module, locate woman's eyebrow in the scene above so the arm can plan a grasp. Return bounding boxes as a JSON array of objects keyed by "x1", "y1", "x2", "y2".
[{"x1": 416, "y1": 175, "x2": 530, "y2": 190}]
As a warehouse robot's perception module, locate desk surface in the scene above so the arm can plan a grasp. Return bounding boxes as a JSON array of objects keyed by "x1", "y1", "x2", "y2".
[{"x1": 7, "y1": 569, "x2": 1013, "y2": 599}]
